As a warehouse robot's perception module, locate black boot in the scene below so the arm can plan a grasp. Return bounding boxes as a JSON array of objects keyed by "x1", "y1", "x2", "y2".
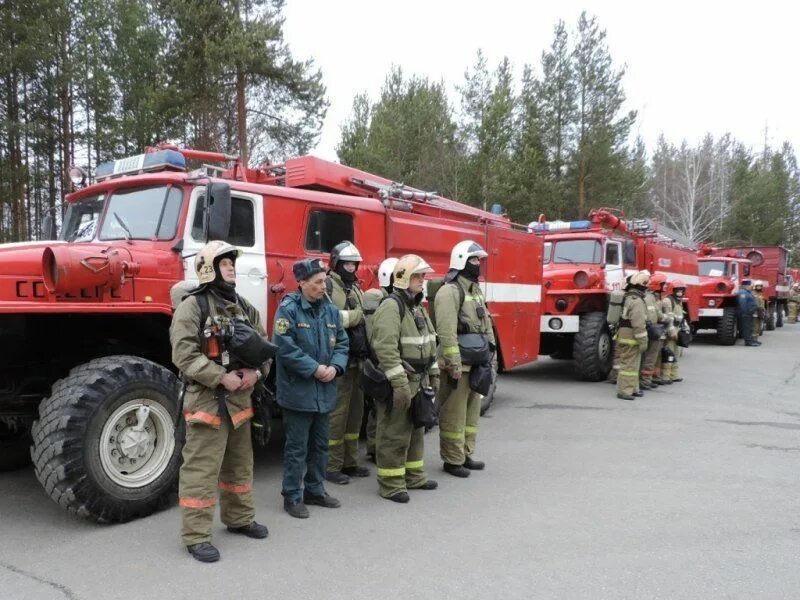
[
  {"x1": 325, "y1": 471, "x2": 351, "y2": 485},
  {"x1": 187, "y1": 542, "x2": 220, "y2": 563},
  {"x1": 303, "y1": 491, "x2": 341, "y2": 508},
  {"x1": 386, "y1": 491, "x2": 410, "y2": 503},
  {"x1": 226, "y1": 521, "x2": 268, "y2": 539},
  {"x1": 342, "y1": 465, "x2": 370, "y2": 477},
  {"x1": 632, "y1": 391, "x2": 644, "y2": 397},
  {"x1": 463, "y1": 456, "x2": 485, "y2": 470},
  {"x1": 283, "y1": 497, "x2": 309, "y2": 519},
  {"x1": 617, "y1": 393, "x2": 635, "y2": 401},
  {"x1": 443, "y1": 462, "x2": 471, "y2": 478},
  {"x1": 412, "y1": 480, "x2": 438, "y2": 490}
]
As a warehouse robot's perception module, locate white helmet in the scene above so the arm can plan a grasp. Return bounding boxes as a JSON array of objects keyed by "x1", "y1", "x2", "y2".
[
  {"x1": 377, "y1": 257, "x2": 399, "y2": 288},
  {"x1": 393, "y1": 254, "x2": 433, "y2": 290},
  {"x1": 329, "y1": 241, "x2": 363, "y2": 270},
  {"x1": 629, "y1": 270, "x2": 650, "y2": 287},
  {"x1": 450, "y1": 240, "x2": 488, "y2": 270},
  {"x1": 195, "y1": 240, "x2": 242, "y2": 285}
]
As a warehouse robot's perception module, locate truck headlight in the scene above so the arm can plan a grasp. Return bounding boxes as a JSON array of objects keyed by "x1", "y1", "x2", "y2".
[
  {"x1": 708, "y1": 299, "x2": 716, "y2": 307},
  {"x1": 549, "y1": 318, "x2": 563, "y2": 330}
]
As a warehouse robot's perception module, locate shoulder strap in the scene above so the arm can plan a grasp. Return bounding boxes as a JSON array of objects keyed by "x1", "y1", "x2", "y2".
[
  {"x1": 195, "y1": 292, "x2": 210, "y2": 335},
  {"x1": 386, "y1": 292, "x2": 406, "y2": 322}
]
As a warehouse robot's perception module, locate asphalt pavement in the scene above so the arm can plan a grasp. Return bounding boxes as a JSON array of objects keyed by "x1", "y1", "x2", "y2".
[{"x1": 1, "y1": 326, "x2": 799, "y2": 599}]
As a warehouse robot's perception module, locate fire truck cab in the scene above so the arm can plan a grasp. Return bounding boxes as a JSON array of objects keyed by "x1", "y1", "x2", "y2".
[
  {"x1": 695, "y1": 254, "x2": 752, "y2": 344},
  {"x1": 531, "y1": 208, "x2": 699, "y2": 381},
  {"x1": 0, "y1": 147, "x2": 543, "y2": 522}
]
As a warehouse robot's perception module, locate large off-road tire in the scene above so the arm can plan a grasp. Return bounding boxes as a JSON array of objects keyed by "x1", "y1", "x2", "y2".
[
  {"x1": 31, "y1": 356, "x2": 182, "y2": 523},
  {"x1": 776, "y1": 304, "x2": 784, "y2": 328},
  {"x1": 572, "y1": 312, "x2": 613, "y2": 381},
  {"x1": 479, "y1": 355, "x2": 499, "y2": 416},
  {"x1": 0, "y1": 422, "x2": 32, "y2": 472},
  {"x1": 716, "y1": 307, "x2": 738, "y2": 345},
  {"x1": 765, "y1": 304, "x2": 776, "y2": 331}
]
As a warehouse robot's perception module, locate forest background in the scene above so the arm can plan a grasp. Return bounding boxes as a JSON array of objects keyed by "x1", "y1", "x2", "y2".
[{"x1": 1, "y1": 1, "x2": 798, "y2": 262}]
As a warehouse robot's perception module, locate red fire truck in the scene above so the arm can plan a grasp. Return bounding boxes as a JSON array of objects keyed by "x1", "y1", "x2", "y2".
[
  {"x1": 695, "y1": 250, "x2": 752, "y2": 344},
  {"x1": 0, "y1": 146, "x2": 543, "y2": 521},
  {"x1": 705, "y1": 245, "x2": 791, "y2": 328},
  {"x1": 530, "y1": 208, "x2": 699, "y2": 381}
]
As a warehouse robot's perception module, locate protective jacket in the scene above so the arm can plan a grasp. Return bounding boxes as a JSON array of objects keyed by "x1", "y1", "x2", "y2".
[
  {"x1": 329, "y1": 272, "x2": 365, "y2": 329},
  {"x1": 371, "y1": 291, "x2": 439, "y2": 392},
  {"x1": 617, "y1": 289, "x2": 648, "y2": 348},
  {"x1": 662, "y1": 295, "x2": 685, "y2": 340},
  {"x1": 363, "y1": 287, "x2": 389, "y2": 340},
  {"x1": 435, "y1": 275, "x2": 496, "y2": 375},
  {"x1": 170, "y1": 290, "x2": 266, "y2": 429},
  {"x1": 272, "y1": 292, "x2": 349, "y2": 413}
]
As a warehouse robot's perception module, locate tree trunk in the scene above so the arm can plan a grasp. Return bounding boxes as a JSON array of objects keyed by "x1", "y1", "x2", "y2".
[{"x1": 236, "y1": 69, "x2": 248, "y2": 166}]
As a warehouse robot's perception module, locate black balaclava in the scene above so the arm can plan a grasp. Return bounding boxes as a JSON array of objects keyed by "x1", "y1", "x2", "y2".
[
  {"x1": 462, "y1": 260, "x2": 481, "y2": 282},
  {"x1": 673, "y1": 288, "x2": 685, "y2": 299},
  {"x1": 335, "y1": 261, "x2": 358, "y2": 286},
  {"x1": 209, "y1": 252, "x2": 238, "y2": 303}
]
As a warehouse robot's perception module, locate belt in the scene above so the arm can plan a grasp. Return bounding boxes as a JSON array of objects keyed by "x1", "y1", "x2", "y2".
[{"x1": 619, "y1": 319, "x2": 632, "y2": 327}]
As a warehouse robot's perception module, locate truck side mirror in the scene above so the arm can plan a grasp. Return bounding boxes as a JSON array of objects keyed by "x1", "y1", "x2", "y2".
[
  {"x1": 41, "y1": 214, "x2": 57, "y2": 240},
  {"x1": 204, "y1": 182, "x2": 231, "y2": 241}
]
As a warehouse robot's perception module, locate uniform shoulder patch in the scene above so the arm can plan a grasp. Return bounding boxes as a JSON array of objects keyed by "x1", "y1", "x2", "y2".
[{"x1": 275, "y1": 317, "x2": 291, "y2": 335}]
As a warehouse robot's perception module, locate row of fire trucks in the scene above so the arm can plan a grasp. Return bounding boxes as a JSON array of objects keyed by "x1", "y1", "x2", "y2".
[{"x1": 0, "y1": 146, "x2": 792, "y2": 522}]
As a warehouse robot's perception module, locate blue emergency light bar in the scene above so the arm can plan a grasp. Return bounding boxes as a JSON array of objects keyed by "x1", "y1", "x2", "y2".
[
  {"x1": 95, "y1": 150, "x2": 186, "y2": 181},
  {"x1": 528, "y1": 220, "x2": 592, "y2": 232}
]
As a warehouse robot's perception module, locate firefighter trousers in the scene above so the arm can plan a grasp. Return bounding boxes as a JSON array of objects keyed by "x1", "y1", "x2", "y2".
[
  {"x1": 179, "y1": 417, "x2": 254, "y2": 546},
  {"x1": 753, "y1": 316, "x2": 762, "y2": 337},
  {"x1": 328, "y1": 364, "x2": 364, "y2": 472},
  {"x1": 366, "y1": 402, "x2": 377, "y2": 456},
  {"x1": 608, "y1": 338, "x2": 623, "y2": 383},
  {"x1": 789, "y1": 302, "x2": 799, "y2": 323},
  {"x1": 615, "y1": 339, "x2": 642, "y2": 396},
  {"x1": 661, "y1": 338, "x2": 680, "y2": 381},
  {"x1": 375, "y1": 385, "x2": 428, "y2": 498},
  {"x1": 640, "y1": 338, "x2": 663, "y2": 385},
  {"x1": 438, "y1": 373, "x2": 481, "y2": 465}
]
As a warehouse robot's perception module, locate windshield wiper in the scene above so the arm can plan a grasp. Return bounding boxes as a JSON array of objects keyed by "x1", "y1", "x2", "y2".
[
  {"x1": 555, "y1": 256, "x2": 576, "y2": 264},
  {"x1": 113, "y1": 212, "x2": 133, "y2": 243}
]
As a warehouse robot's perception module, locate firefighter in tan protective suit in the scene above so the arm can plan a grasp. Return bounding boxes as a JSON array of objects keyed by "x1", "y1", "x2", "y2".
[
  {"x1": 660, "y1": 280, "x2": 686, "y2": 383},
  {"x1": 789, "y1": 284, "x2": 800, "y2": 324},
  {"x1": 362, "y1": 257, "x2": 398, "y2": 462},
  {"x1": 640, "y1": 272, "x2": 668, "y2": 389},
  {"x1": 370, "y1": 255, "x2": 439, "y2": 502},
  {"x1": 326, "y1": 241, "x2": 371, "y2": 484},
  {"x1": 170, "y1": 241, "x2": 270, "y2": 563},
  {"x1": 435, "y1": 241, "x2": 496, "y2": 477},
  {"x1": 616, "y1": 270, "x2": 649, "y2": 401},
  {"x1": 753, "y1": 281, "x2": 766, "y2": 338}
]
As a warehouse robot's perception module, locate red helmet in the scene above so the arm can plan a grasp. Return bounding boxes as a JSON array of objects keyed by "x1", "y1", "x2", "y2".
[
  {"x1": 667, "y1": 279, "x2": 686, "y2": 294},
  {"x1": 649, "y1": 272, "x2": 667, "y2": 291}
]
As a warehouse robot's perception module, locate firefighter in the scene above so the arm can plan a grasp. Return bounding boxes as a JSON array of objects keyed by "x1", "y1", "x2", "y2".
[
  {"x1": 789, "y1": 284, "x2": 800, "y2": 324},
  {"x1": 753, "y1": 281, "x2": 766, "y2": 338},
  {"x1": 640, "y1": 272, "x2": 667, "y2": 389},
  {"x1": 660, "y1": 280, "x2": 687, "y2": 382},
  {"x1": 435, "y1": 240, "x2": 496, "y2": 477},
  {"x1": 325, "y1": 241, "x2": 371, "y2": 484},
  {"x1": 607, "y1": 274, "x2": 634, "y2": 385},
  {"x1": 650, "y1": 275, "x2": 672, "y2": 386},
  {"x1": 737, "y1": 280, "x2": 760, "y2": 346},
  {"x1": 371, "y1": 254, "x2": 439, "y2": 502},
  {"x1": 362, "y1": 257, "x2": 398, "y2": 463},
  {"x1": 273, "y1": 258, "x2": 350, "y2": 518},
  {"x1": 616, "y1": 270, "x2": 649, "y2": 400},
  {"x1": 170, "y1": 241, "x2": 270, "y2": 563}
]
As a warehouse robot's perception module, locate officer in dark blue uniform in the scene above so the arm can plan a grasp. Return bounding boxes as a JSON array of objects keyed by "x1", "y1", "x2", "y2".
[
  {"x1": 272, "y1": 258, "x2": 350, "y2": 518},
  {"x1": 736, "y1": 279, "x2": 760, "y2": 347}
]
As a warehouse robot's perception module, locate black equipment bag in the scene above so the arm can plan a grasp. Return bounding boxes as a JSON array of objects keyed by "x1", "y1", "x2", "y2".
[
  {"x1": 661, "y1": 346, "x2": 676, "y2": 363},
  {"x1": 457, "y1": 333, "x2": 491, "y2": 365},
  {"x1": 411, "y1": 386, "x2": 438, "y2": 429},
  {"x1": 646, "y1": 322, "x2": 665, "y2": 340},
  {"x1": 468, "y1": 361, "x2": 493, "y2": 396},
  {"x1": 677, "y1": 328, "x2": 691, "y2": 348},
  {"x1": 226, "y1": 319, "x2": 278, "y2": 368},
  {"x1": 360, "y1": 358, "x2": 392, "y2": 400}
]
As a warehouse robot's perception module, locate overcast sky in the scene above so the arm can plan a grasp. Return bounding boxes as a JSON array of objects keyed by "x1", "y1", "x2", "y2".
[{"x1": 282, "y1": 0, "x2": 799, "y2": 162}]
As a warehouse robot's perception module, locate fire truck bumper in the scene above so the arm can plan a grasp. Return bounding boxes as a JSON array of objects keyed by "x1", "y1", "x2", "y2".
[
  {"x1": 540, "y1": 315, "x2": 580, "y2": 333},
  {"x1": 698, "y1": 308, "x2": 724, "y2": 317}
]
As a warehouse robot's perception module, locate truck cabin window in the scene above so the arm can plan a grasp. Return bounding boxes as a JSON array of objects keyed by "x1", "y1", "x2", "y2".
[
  {"x1": 98, "y1": 186, "x2": 183, "y2": 241},
  {"x1": 305, "y1": 210, "x2": 354, "y2": 253},
  {"x1": 61, "y1": 196, "x2": 104, "y2": 242},
  {"x1": 543, "y1": 242, "x2": 552, "y2": 264},
  {"x1": 553, "y1": 239, "x2": 602, "y2": 264},
  {"x1": 698, "y1": 261, "x2": 728, "y2": 277},
  {"x1": 191, "y1": 196, "x2": 256, "y2": 247}
]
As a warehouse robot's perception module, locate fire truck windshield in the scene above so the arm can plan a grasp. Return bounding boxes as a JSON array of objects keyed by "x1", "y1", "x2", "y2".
[
  {"x1": 699, "y1": 260, "x2": 728, "y2": 276},
  {"x1": 60, "y1": 185, "x2": 183, "y2": 242},
  {"x1": 553, "y1": 239, "x2": 602, "y2": 264}
]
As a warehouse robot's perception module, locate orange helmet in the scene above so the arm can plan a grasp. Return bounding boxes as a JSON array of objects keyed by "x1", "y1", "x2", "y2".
[{"x1": 649, "y1": 272, "x2": 667, "y2": 291}]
